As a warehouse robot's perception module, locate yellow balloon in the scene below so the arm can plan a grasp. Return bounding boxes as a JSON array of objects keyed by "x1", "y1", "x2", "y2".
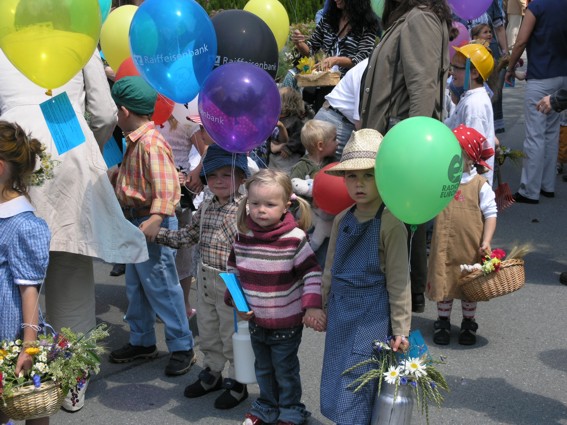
[
  {"x1": 99, "y1": 5, "x2": 137, "y2": 71},
  {"x1": 244, "y1": 0, "x2": 290, "y2": 51},
  {"x1": 0, "y1": 0, "x2": 101, "y2": 90}
]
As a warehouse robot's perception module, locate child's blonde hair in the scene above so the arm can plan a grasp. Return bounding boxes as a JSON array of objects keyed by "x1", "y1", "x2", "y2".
[
  {"x1": 237, "y1": 169, "x2": 312, "y2": 232},
  {"x1": 279, "y1": 87, "x2": 305, "y2": 118},
  {"x1": 0, "y1": 121, "x2": 43, "y2": 199},
  {"x1": 300, "y1": 119, "x2": 336, "y2": 153}
]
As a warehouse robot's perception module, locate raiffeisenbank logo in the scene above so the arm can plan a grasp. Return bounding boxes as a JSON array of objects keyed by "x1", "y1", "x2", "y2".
[
  {"x1": 214, "y1": 55, "x2": 277, "y2": 72},
  {"x1": 133, "y1": 43, "x2": 210, "y2": 66}
]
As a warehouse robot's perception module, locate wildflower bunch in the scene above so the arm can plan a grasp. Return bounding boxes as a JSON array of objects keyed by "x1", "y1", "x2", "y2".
[
  {"x1": 28, "y1": 146, "x2": 59, "y2": 186},
  {"x1": 496, "y1": 145, "x2": 525, "y2": 166},
  {"x1": 0, "y1": 324, "x2": 108, "y2": 401},
  {"x1": 344, "y1": 338, "x2": 448, "y2": 425}
]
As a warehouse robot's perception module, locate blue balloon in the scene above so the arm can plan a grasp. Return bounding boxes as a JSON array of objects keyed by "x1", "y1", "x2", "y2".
[
  {"x1": 98, "y1": 0, "x2": 111, "y2": 23},
  {"x1": 199, "y1": 62, "x2": 281, "y2": 153},
  {"x1": 129, "y1": 0, "x2": 217, "y2": 104}
]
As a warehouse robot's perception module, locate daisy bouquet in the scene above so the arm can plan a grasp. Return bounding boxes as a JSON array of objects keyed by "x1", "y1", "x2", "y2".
[
  {"x1": 344, "y1": 338, "x2": 448, "y2": 424},
  {"x1": 0, "y1": 324, "x2": 108, "y2": 402}
]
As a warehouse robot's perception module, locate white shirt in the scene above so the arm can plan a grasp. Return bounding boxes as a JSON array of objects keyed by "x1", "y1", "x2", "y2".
[
  {"x1": 325, "y1": 58, "x2": 368, "y2": 123},
  {"x1": 445, "y1": 87, "x2": 496, "y2": 186}
]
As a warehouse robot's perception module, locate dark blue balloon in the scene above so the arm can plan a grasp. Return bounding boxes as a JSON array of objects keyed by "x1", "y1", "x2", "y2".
[
  {"x1": 199, "y1": 62, "x2": 281, "y2": 153},
  {"x1": 129, "y1": 0, "x2": 217, "y2": 103}
]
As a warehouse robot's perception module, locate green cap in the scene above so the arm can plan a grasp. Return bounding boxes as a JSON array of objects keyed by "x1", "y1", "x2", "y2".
[{"x1": 111, "y1": 76, "x2": 157, "y2": 115}]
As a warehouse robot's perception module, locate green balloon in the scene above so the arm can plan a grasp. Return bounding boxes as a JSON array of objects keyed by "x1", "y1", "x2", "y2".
[{"x1": 374, "y1": 117, "x2": 463, "y2": 225}]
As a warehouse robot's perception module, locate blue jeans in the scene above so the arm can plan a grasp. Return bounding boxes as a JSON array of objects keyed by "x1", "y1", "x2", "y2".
[
  {"x1": 125, "y1": 215, "x2": 193, "y2": 352},
  {"x1": 248, "y1": 322, "x2": 310, "y2": 424},
  {"x1": 313, "y1": 106, "x2": 355, "y2": 159}
]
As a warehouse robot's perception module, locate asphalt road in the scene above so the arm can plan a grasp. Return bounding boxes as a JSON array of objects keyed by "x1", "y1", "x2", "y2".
[{"x1": 24, "y1": 80, "x2": 567, "y2": 425}]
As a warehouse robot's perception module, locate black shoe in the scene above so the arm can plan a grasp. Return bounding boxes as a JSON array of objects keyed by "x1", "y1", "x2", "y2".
[
  {"x1": 458, "y1": 319, "x2": 479, "y2": 346},
  {"x1": 540, "y1": 190, "x2": 555, "y2": 198},
  {"x1": 411, "y1": 293, "x2": 425, "y2": 313},
  {"x1": 184, "y1": 367, "x2": 223, "y2": 398},
  {"x1": 110, "y1": 263, "x2": 126, "y2": 276},
  {"x1": 563, "y1": 174, "x2": 567, "y2": 182},
  {"x1": 560, "y1": 272, "x2": 567, "y2": 286},
  {"x1": 165, "y1": 349, "x2": 196, "y2": 376},
  {"x1": 109, "y1": 343, "x2": 158, "y2": 363},
  {"x1": 433, "y1": 318, "x2": 451, "y2": 345},
  {"x1": 513, "y1": 192, "x2": 539, "y2": 204},
  {"x1": 214, "y1": 379, "x2": 248, "y2": 410}
]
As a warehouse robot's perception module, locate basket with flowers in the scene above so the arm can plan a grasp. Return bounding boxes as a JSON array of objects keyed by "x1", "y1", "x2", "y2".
[
  {"x1": 0, "y1": 324, "x2": 109, "y2": 420},
  {"x1": 294, "y1": 54, "x2": 340, "y2": 87},
  {"x1": 459, "y1": 245, "x2": 529, "y2": 302},
  {"x1": 344, "y1": 335, "x2": 448, "y2": 425}
]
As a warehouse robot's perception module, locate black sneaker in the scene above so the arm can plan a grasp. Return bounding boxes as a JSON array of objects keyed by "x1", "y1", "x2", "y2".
[
  {"x1": 184, "y1": 367, "x2": 223, "y2": 398},
  {"x1": 560, "y1": 272, "x2": 567, "y2": 286},
  {"x1": 411, "y1": 293, "x2": 425, "y2": 313},
  {"x1": 540, "y1": 190, "x2": 555, "y2": 198},
  {"x1": 109, "y1": 343, "x2": 158, "y2": 363},
  {"x1": 458, "y1": 319, "x2": 479, "y2": 346},
  {"x1": 433, "y1": 318, "x2": 451, "y2": 345},
  {"x1": 214, "y1": 378, "x2": 248, "y2": 410},
  {"x1": 165, "y1": 349, "x2": 196, "y2": 376},
  {"x1": 110, "y1": 263, "x2": 126, "y2": 276},
  {"x1": 513, "y1": 192, "x2": 539, "y2": 204}
]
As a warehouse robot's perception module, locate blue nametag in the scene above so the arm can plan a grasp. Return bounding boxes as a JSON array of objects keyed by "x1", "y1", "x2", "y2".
[
  {"x1": 103, "y1": 136, "x2": 125, "y2": 168},
  {"x1": 408, "y1": 329, "x2": 429, "y2": 358},
  {"x1": 39, "y1": 92, "x2": 85, "y2": 155},
  {"x1": 220, "y1": 273, "x2": 250, "y2": 312}
]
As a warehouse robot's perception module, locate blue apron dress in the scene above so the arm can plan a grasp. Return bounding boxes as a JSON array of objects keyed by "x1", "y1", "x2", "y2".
[{"x1": 320, "y1": 205, "x2": 391, "y2": 425}]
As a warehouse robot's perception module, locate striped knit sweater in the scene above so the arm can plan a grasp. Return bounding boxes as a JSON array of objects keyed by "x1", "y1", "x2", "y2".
[{"x1": 226, "y1": 212, "x2": 322, "y2": 329}]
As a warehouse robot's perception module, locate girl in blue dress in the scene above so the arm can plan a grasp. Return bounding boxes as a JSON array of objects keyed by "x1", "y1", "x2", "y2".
[
  {"x1": 320, "y1": 129, "x2": 411, "y2": 425},
  {"x1": 0, "y1": 121, "x2": 51, "y2": 425}
]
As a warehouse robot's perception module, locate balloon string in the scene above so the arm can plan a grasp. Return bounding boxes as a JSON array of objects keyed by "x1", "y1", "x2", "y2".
[{"x1": 408, "y1": 227, "x2": 415, "y2": 275}]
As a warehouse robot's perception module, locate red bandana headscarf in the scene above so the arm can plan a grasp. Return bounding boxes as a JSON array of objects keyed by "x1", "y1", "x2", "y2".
[{"x1": 453, "y1": 124, "x2": 494, "y2": 170}]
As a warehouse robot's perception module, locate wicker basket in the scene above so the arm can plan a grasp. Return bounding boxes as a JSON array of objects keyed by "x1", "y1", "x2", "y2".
[
  {"x1": 295, "y1": 71, "x2": 341, "y2": 87},
  {"x1": 458, "y1": 259, "x2": 525, "y2": 302},
  {"x1": 0, "y1": 381, "x2": 65, "y2": 420}
]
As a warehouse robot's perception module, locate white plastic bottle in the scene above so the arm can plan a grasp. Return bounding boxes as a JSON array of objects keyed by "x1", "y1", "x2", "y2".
[{"x1": 232, "y1": 321, "x2": 257, "y2": 384}]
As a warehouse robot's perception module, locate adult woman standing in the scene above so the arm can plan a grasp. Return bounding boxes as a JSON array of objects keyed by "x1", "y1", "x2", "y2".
[
  {"x1": 0, "y1": 50, "x2": 148, "y2": 410},
  {"x1": 505, "y1": 0, "x2": 567, "y2": 204},
  {"x1": 359, "y1": 0, "x2": 454, "y2": 315}
]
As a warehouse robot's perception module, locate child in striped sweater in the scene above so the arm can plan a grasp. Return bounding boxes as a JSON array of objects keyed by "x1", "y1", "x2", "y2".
[{"x1": 225, "y1": 169, "x2": 326, "y2": 425}]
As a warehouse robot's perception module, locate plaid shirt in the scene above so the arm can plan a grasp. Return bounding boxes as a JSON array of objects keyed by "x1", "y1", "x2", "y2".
[
  {"x1": 112, "y1": 122, "x2": 180, "y2": 216},
  {"x1": 156, "y1": 193, "x2": 244, "y2": 270}
]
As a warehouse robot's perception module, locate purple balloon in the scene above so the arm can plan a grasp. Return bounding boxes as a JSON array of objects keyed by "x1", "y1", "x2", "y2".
[
  {"x1": 449, "y1": 22, "x2": 470, "y2": 61},
  {"x1": 198, "y1": 62, "x2": 281, "y2": 153},
  {"x1": 449, "y1": 0, "x2": 492, "y2": 20}
]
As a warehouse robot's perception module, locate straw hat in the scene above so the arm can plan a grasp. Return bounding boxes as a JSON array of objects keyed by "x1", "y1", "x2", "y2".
[{"x1": 325, "y1": 128, "x2": 383, "y2": 176}]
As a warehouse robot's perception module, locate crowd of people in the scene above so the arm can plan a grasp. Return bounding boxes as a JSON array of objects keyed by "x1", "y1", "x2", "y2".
[{"x1": 1, "y1": 0, "x2": 566, "y2": 425}]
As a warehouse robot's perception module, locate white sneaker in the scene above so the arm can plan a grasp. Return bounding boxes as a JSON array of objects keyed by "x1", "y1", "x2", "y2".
[{"x1": 61, "y1": 378, "x2": 89, "y2": 412}]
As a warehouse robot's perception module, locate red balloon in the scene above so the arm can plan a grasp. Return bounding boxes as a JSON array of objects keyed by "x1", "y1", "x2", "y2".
[
  {"x1": 312, "y1": 162, "x2": 354, "y2": 215},
  {"x1": 115, "y1": 57, "x2": 174, "y2": 125}
]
